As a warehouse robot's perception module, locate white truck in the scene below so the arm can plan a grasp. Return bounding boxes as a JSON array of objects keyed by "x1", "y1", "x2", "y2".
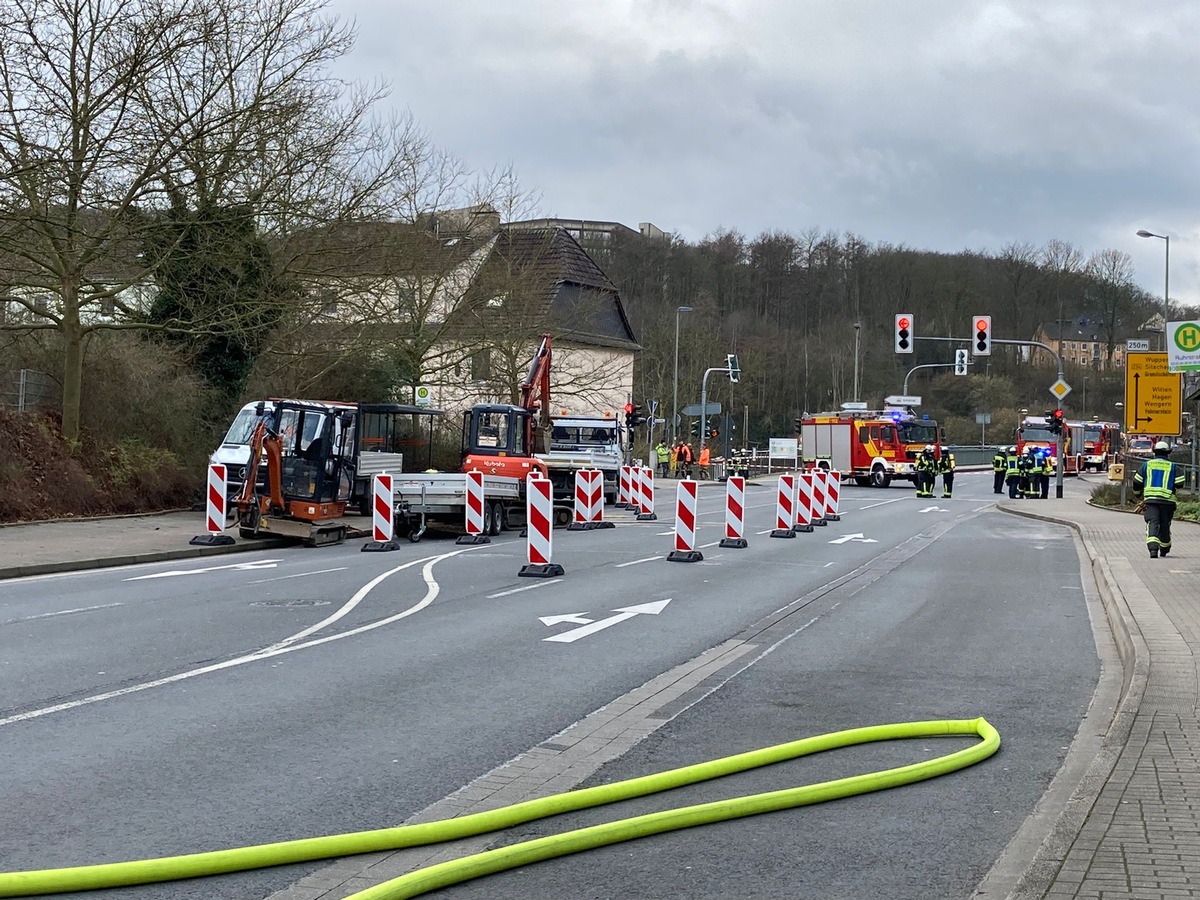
[{"x1": 537, "y1": 415, "x2": 625, "y2": 505}]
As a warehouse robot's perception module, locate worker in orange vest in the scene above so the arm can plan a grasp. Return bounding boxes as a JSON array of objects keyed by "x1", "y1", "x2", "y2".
[{"x1": 698, "y1": 445, "x2": 711, "y2": 480}]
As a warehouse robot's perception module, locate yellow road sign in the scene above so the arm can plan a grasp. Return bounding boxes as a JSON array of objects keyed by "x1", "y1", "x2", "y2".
[{"x1": 1123, "y1": 352, "x2": 1182, "y2": 435}]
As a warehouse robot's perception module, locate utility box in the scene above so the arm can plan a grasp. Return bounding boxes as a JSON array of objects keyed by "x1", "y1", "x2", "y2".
[{"x1": 1108, "y1": 463, "x2": 1124, "y2": 481}]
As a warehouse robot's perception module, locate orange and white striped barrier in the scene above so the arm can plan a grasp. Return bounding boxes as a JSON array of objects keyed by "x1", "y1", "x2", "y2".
[
  {"x1": 794, "y1": 472, "x2": 816, "y2": 533},
  {"x1": 456, "y1": 469, "x2": 490, "y2": 545},
  {"x1": 719, "y1": 475, "x2": 748, "y2": 548},
  {"x1": 363, "y1": 473, "x2": 401, "y2": 551},
  {"x1": 618, "y1": 465, "x2": 633, "y2": 508},
  {"x1": 668, "y1": 479, "x2": 703, "y2": 561},
  {"x1": 519, "y1": 474, "x2": 563, "y2": 577},
  {"x1": 825, "y1": 470, "x2": 842, "y2": 521},
  {"x1": 190, "y1": 463, "x2": 236, "y2": 546},
  {"x1": 636, "y1": 466, "x2": 657, "y2": 521},
  {"x1": 770, "y1": 473, "x2": 797, "y2": 539},
  {"x1": 810, "y1": 468, "x2": 828, "y2": 526}
]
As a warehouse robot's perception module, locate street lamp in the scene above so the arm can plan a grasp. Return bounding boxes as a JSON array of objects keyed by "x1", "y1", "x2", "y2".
[
  {"x1": 852, "y1": 323, "x2": 862, "y2": 402},
  {"x1": 672, "y1": 306, "x2": 694, "y2": 444},
  {"x1": 1136, "y1": 229, "x2": 1170, "y2": 350}
]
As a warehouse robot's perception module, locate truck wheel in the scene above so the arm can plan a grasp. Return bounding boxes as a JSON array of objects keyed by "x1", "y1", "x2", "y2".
[
  {"x1": 870, "y1": 467, "x2": 891, "y2": 489},
  {"x1": 482, "y1": 502, "x2": 495, "y2": 536},
  {"x1": 489, "y1": 501, "x2": 503, "y2": 535}
]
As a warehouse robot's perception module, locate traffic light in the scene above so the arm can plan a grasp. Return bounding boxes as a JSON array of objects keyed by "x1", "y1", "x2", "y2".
[
  {"x1": 726, "y1": 353, "x2": 741, "y2": 384},
  {"x1": 626, "y1": 404, "x2": 646, "y2": 429},
  {"x1": 895, "y1": 313, "x2": 914, "y2": 354},
  {"x1": 973, "y1": 315, "x2": 992, "y2": 356},
  {"x1": 1048, "y1": 408, "x2": 1065, "y2": 433},
  {"x1": 710, "y1": 427, "x2": 719, "y2": 439},
  {"x1": 795, "y1": 417, "x2": 803, "y2": 433},
  {"x1": 954, "y1": 349, "x2": 969, "y2": 376},
  {"x1": 691, "y1": 420, "x2": 700, "y2": 437}
]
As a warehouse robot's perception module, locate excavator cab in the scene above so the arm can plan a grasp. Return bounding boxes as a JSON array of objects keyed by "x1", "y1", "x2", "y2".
[{"x1": 461, "y1": 404, "x2": 547, "y2": 479}]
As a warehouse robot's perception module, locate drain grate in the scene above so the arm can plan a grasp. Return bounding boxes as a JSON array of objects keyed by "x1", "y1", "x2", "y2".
[{"x1": 249, "y1": 599, "x2": 333, "y2": 608}]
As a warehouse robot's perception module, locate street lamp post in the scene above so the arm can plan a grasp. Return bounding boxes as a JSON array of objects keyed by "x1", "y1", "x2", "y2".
[
  {"x1": 1136, "y1": 229, "x2": 1170, "y2": 350},
  {"x1": 852, "y1": 323, "x2": 862, "y2": 402},
  {"x1": 672, "y1": 306, "x2": 694, "y2": 445}
]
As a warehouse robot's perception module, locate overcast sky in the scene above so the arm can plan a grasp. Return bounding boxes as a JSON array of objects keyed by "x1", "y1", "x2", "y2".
[{"x1": 328, "y1": 0, "x2": 1200, "y2": 309}]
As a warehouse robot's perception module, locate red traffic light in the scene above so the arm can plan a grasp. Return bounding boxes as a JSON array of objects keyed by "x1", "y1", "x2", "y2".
[
  {"x1": 975, "y1": 319, "x2": 989, "y2": 333},
  {"x1": 897, "y1": 316, "x2": 910, "y2": 330},
  {"x1": 624, "y1": 402, "x2": 634, "y2": 415}
]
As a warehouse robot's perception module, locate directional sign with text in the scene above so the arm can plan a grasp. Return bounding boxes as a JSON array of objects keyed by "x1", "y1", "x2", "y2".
[{"x1": 1123, "y1": 352, "x2": 1182, "y2": 436}]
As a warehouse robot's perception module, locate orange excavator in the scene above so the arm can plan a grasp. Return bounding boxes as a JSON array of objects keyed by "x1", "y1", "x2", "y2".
[{"x1": 460, "y1": 333, "x2": 552, "y2": 480}]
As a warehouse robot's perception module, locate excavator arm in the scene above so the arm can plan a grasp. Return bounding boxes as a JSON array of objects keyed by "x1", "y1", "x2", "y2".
[{"x1": 520, "y1": 333, "x2": 552, "y2": 452}]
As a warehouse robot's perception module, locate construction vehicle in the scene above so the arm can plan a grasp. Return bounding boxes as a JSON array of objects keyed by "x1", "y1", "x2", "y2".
[
  {"x1": 539, "y1": 413, "x2": 625, "y2": 505},
  {"x1": 457, "y1": 334, "x2": 574, "y2": 524},
  {"x1": 233, "y1": 399, "x2": 444, "y2": 545},
  {"x1": 1016, "y1": 414, "x2": 1077, "y2": 474},
  {"x1": 799, "y1": 404, "x2": 943, "y2": 487}
]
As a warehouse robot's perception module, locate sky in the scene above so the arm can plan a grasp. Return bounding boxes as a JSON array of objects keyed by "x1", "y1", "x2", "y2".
[{"x1": 327, "y1": 0, "x2": 1200, "y2": 308}]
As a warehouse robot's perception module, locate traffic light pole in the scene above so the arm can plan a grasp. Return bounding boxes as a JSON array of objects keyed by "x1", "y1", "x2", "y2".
[
  {"x1": 916, "y1": 335, "x2": 1066, "y2": 498},
  {"x1": 902, "y1": 361, "x2": 972, "y2": 394},
  {"x1": 699, "y1": 366, "x2": 732, "y2": 452}
]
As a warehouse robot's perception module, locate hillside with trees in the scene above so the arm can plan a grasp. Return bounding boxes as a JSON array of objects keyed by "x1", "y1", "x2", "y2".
[{"x1": 589, "y1": 229, "x2": 1188, "y2": 448}]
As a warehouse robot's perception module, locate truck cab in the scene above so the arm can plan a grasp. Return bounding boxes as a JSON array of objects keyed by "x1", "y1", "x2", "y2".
[{"x1": 461, "y1": 404, "x2": 548, "y2": 481}]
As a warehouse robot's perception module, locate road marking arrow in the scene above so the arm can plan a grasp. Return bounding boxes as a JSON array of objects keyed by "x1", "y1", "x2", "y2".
[
  {"x1": 123, "y1": 559, "x2": 281, "y2": 581},
  {"x1": 539, "y1": 613, "x2": 594, "y2": 627},
  {"x1": 919, "y1": 506, "x2": 948, "y2": 513},
  {"x1": 828, "y1": 533, "x2": 879, "y2": 544},
  {"x1": 543, "y1": 599, "x2": 671, "y2": 643}
]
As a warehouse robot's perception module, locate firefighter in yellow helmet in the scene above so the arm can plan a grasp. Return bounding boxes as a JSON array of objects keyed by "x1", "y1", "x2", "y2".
[
  {"x1": 938, "y1": 447, "x2": 956, "y2": 498},
  {"x1": 915, "y1": 444, "x2": 937, "y2": 497}
]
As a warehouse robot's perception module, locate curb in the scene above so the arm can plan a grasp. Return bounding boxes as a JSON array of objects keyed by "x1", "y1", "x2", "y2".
[
  {"x1": 992, "y1": 501, "x2": 1149, "y2": 899},
  {"x1": 0, "y1": 537, "x2": 289, "y2": 581}
]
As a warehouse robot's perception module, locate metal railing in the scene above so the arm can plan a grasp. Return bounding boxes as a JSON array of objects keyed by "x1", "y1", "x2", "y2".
[{"x1": 0, "y1": 369, "x2": 54, "y2": 412}]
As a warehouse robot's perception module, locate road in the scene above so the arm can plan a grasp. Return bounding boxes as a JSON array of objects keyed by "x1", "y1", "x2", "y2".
[{"x1": 0, "y1": 473, "x2": 1106, "y2": 899}]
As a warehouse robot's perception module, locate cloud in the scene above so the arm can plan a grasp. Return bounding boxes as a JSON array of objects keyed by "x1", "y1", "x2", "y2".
[{"x1": 330, "y1": 0, "x2": 1200, "y2": 305}]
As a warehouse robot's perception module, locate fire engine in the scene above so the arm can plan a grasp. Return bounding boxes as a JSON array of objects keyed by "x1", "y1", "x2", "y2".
[
  {"x1": 799, "y1": 404, "x2": 943, "y2": 488},
  {"x1": 1016, "y1": 414, "x2": 1077, "y2": 474},
  {"x1": 1072, "y1": 420, "x2": 1121, "y2": 472}
]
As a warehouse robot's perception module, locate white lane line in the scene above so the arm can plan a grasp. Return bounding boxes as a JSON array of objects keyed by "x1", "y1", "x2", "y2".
[
  {"x1": 754, "y1": 529, "x2": 775, "y2": 535},
  {"x1": 973, "y1": 504, "x2": 992, "y2": 512},
  {"x1": 1, "y1": 550, "x2": 471, "y2": 728},
  {"x1": 699, "y1": 540, "x2": 723, "y2": 549},
  {"x1": 486, "y1": 583, "x2": 548, "y2": 599},
  {"x1": 824, "y1": 561, "x2": 836, "y2": 567},
  {"x1": 3, "y1": 603, "x2": 123, "y2": 625},
  {"x1": 856, "y1": 497, "x2": 907, "y2": 510},
  {"x1": 248, "y1": 567, "x2": 348, "y2": 585},
  {"x1": 615, "y1": 556, "x2": 662, "y2": 568}
]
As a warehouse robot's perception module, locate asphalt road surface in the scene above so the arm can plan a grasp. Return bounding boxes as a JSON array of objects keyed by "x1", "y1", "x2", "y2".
[{"x1": 0, "y1": 472, "x2": 1104, "y2": 899}]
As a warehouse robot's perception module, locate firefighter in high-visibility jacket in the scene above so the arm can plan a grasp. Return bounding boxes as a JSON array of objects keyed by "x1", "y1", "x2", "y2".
[
  {"x1": 938, "y1": 450, "x2": 956, "y2": 498},
  {"x1": 915, "y1": 445, "x2": 938, "y2": 497},
  {"x1": 992, "y1": 448, "x2": 1007, "y2": 494},
  {"x1": 1133, "y1": 441, "x2": 1180, "y2": 559},
  {"x1": 1004, "y1": 446, "x2": 1022, "y2": 498},
  {"x1": 1019, "y1": 449, "x2": 1040, "y2": 498},
  {"x1": 1038, "y1": 451, "x2": 1053, "y2": 499}
]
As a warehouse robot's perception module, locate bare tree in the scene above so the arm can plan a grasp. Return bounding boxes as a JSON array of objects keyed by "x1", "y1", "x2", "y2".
[
  {"x1": 1086, "y1": 248, "x2": 1135, "y2": 363},
  {"x1": 0, "y1": 0, "x2": 413, "y2": 439}
]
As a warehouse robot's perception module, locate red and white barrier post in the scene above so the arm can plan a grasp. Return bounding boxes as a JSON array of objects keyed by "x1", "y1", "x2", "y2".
[
  {"x1": 793, "y1": 472, "x2": 815, "y2": 533},
  {"x1": 519, "y1": 474, "x2": 564, "y2": 577},
  {"x1": 825, "y1": 470, "x2": 842, "y2": 521},
  {"x1": 568, "y1": 469, "x2": 610, "y2": 530},
  {"x1": 770, "y1": 473, "x2": 797, "y2": 539},
  {"x1": 636, "y1": 466, "x2": 657, "y2": 521},
  {"x1": 190, "y1": 463, "x2": 236, "y2": 546},
  {"x1": 362, "y1": 473, "x2": 401, "y2": 551},
  {"x1": 617, "y1": 465, "x2": 633, "y2": 508},
  {"x1": 456, "y1": 469, "x2": 490, "y2": 545},
  {"x1": 668, "y1": 479, "x2": 703, "y2": 562},
  {"x1": 719, "y1": 475, "x2": 748, "y2": 548},
  {"x1": 810, "y1": 468, "x2": 828, "y2": 526}
]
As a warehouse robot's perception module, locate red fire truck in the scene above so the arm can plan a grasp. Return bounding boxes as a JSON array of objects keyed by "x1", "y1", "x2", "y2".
[
  {"x1": 799, "y1": 405, "x2": 943, "y2": 488},
  {"x1": 1016, "y1": 414, "x2": 1077, "y2": 474},
  {"x1": 1072, "y1": 420, "x2": 1121, "y2": 472}
]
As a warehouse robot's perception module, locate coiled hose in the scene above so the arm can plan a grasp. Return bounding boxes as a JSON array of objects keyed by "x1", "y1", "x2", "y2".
[{"x1": 0, "y1": 717, "x2": 998, "y2": 899}]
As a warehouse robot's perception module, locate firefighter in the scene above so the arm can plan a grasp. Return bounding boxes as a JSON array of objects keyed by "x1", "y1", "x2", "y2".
[
  {"x1": 1005, "y1": 445, "x2": 1023, "y2": 498},
  {"x1": 1019, "y1": 448, "x2": 1039, "y2": 498},
  {"x1": 938, "y1": 448, "x2": 956, "y2": 498},
  {"x1": 915, "y1": 444, "x2": 937, "y2": 497},
  {"x1": 1038, "y1": 450, "x2": 1053, "y2": 499},
  {"x1": 992, "y1": 446, "x2": 1007, "y2": 494},
  {"x1": 1133, "y1": 441, "x2": 1180, "y2": 558}
]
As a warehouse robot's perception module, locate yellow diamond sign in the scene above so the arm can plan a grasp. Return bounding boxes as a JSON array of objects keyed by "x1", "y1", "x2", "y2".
[{"x1": 1049, "y1": 378, "x2": 1072, "y2": 401}]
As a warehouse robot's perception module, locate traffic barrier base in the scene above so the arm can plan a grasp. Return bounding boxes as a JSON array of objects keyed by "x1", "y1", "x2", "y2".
[
  {"x1": 362, "y1": 538, "x2": 401, "y2": 552},
  {"x1": 719, "y1": 536, "x2": 748, "y2": 548},
  {"x1": 518, "y1": 562, "x2": 565, "y2": 578},
  {"x1": 791, "y1": 523, "x2": 814, "y2": 533},
  {"x1": 189, "y1": 533, "x2": 235, "y2": 546},
  {"x1": 770, "y1": 527, "x2": 796, "y2": 539},
  {"x1": 636, "y1": 511, "x2": 658, "y2": 521},
  {"x1": 667, "y1": 548, "x2": 703, "y2": 562},
  {"x1": 455, "y1": 533, "x2": 491, "y2": 545}
]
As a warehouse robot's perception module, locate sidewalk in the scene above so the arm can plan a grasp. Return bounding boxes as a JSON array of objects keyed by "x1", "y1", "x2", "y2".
[{"x1": 0, "y1": 479, "x2": 1195, "y2": 898}]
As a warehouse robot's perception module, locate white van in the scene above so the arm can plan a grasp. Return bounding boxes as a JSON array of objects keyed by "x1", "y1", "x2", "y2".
[{"x1": 209, "y1": 401, "x2": 276, "y2": 497}]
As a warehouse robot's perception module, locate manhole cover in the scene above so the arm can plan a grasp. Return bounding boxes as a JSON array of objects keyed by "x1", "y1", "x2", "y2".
[{"x1": 250, "y1": 599, "x2": 333, "y2": 608}]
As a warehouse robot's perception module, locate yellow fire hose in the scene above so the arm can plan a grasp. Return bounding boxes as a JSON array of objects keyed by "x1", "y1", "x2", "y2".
[{"x1": 0, "y1": 717, "x2": 998, "y2": 899}]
